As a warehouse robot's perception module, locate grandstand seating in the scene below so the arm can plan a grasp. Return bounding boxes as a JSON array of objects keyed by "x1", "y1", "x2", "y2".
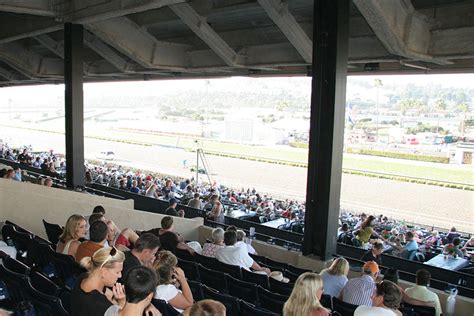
[
  {"x1": 256, "y1": 286, "x2": 288, "y2": 314},
  {"x1": 42, "y1": 219, "x2": 63, "y2": 245},
  {"x1": 332, "y1": 297, "x2": 358, "y2": 316},
  {"x1": 225, "y1": 274, "x2": 259, "y2": 305},
  {"x1": 239, "y1": 300, "x2": 279, "y2": 316},
  {"x1": 202, "y1": 285, "x2": 240, "y2": 316},
  {"x1": 242, "y1": 268, "x2": 270, "y2": 289},
  {"x1": 269, "y1": 277, "x2": 294, "y2": 296}
]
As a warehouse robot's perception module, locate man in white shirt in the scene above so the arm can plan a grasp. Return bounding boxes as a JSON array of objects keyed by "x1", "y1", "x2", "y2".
[
  {"x1": 235, "y1": 230, "x2": 256, "y2": 254},
  {"x1": 216, "y1": 230, "x2": 269, "y2": 274},
  {"x1": 354, "y1": 280, "x2": 402, "y2": 316},
  {"x1": 405, "y1": 269, "x2": 441, "y2": 316}
]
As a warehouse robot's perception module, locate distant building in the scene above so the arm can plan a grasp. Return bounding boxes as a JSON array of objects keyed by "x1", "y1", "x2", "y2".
[{"x1": 454, "y1": 142, "x2": 474, "y2": 165}]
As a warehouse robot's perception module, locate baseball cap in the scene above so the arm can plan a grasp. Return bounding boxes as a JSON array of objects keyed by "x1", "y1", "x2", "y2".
[
  {"x1": 363, "y1": 261, "x2": 380, "y2": 274},
  {"x1": 269, "y1": 271, "x2": 290, "y2": 283}
]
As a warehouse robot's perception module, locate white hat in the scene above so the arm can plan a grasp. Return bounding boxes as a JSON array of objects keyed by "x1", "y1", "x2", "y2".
[{"x1": 269, "y1": 271, "x2": 290, "y2": 283}]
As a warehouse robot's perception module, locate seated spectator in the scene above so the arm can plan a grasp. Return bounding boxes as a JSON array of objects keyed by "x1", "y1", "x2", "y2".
[
  {"x1": 154, "y1": 251, "x2": 193, "y2": 313},
  {"x1": 104, "y1": 266, "x2": 159, "y2": 316},
  {"x1": 235, "y1": 230, "x2": 256, "y2": 255},
  {"x1": 354, "y1": 280, "x2": 402, "y2": 316},
  {"x1": 129, "y1": 180, "x2": 140, "y2": 194},
  {"x1": 283, "y1": 272, "x2": 329, "y2": 316},
  {"x1": 393, "y1": 231, "x2": 418, "y2": 260},
  {"x1": 187, "y1": 193, "x2": 202, "y2": 209},
  {"x1": 76, "y1": 220, "x2": 108, "y2": 263},
  {"x1": 44, "y1": 177, "x2": 53, "y2": 187},
  {"x1": 152, "y1": 216, "x2": 195, "y2": 255},
  {"x1": 88, "y1": 205, "x2": 139, "y2": 250},
  {"x1": 383, "y1": 268, "x2": 436, "y2": 309},
  {"x1": 165, "y1": 198, "x2": 183, "y2": 217},
  {"x1": 445, "y1": 227, "x2": 461, "y2": 244},
  {"x1": 72, "y1": 247, "x2": 126, "y2": 316},
  {"x1": 319, "y1": 257, "x2": 349, "y2": 298},
  {"x1": 405, "y1": 269, "x2": 442, "y2": 316},
  {"x1": 201, "y1": 227, "x2": 225, "y2": 258},
  {"x1": 216, "y1": 230, "x2": 270, "y2": 274},
  {"x1": 361, "y1": 241, "x2": 383, "y2": 265},
  {"x1": 443, "y1": 237, "x2": 464, "y2": 257},
  {"x1": 121, "y1": 233, "x2": 160, "y2": 279},
  {"x1": 145, "y1": 184, "x2": 160, "y2": 199},
  {"x1": 56, "y1": 214, "x2": 87, "y2": 258},
  {"x1": 423, "y1": 230, "x2": 441, "y2": 251},
  {"x1": 341, "y1": 261, "x2": 379, "y2": 306},
  {"x1": 182, "y1": 300, "x2": 226, "y2": 316}
]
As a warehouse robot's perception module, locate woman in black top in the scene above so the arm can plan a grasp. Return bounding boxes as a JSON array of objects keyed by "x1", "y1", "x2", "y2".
[{"x1": 71, "y1": 247, "x2": 126, "y2": 316}]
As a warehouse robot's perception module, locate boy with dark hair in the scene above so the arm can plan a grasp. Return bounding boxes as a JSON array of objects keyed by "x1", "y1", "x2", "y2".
[
  {"x1": 105, "y1": 266, "x2": 159, "y2": 316},
  {"x1": 75, "y1": 220, "x2": 108, "y2": 262},
  {"x1": 354, "y1": 280, "x2": 402, "y2": 316}
]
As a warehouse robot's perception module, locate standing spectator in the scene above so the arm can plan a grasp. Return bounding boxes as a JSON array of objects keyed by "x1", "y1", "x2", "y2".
[
  {"x1": 405, "y1": 269, "x2": 442, "y2": 316},
  {"x1": 354, "y1": 280, "x2": 402, "y2": 316},
  {"x1": 341, "y1": 261, "x2": 379, "y2": 306},
  {"x1": 355, "y1": 215, "x2": 380, "y2": 246},
  {"x1": 283, "y1": 272, "x2": 329, "y2": 316},
  {"x1": 319, "y1": 257, "x2": 349, "y2": 298}
]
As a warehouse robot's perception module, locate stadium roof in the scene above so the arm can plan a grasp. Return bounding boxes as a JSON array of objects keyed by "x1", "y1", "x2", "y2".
[{"x1": 0, "y1": 0, "x2": 473, "y2": 87}]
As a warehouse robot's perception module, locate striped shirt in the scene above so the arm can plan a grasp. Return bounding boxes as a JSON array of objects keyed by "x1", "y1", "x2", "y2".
[{"x1": 341, "y1": 274, "x2": 375, "y2": 306}]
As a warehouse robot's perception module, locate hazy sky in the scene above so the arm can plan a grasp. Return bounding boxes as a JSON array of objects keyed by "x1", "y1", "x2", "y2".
[{"x1": 0, "y1": 73, "x2": 473, "y2": 105}]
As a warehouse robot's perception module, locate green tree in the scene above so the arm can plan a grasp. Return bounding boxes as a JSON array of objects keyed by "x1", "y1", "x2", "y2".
[{"x1": 434, "y1": 98, "x2": 447, "y2": 134}]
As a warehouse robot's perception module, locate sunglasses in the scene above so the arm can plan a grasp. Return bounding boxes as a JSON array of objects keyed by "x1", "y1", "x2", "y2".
[{"x1": 99, "y1": 246, "x2": 117, "y2": 269}]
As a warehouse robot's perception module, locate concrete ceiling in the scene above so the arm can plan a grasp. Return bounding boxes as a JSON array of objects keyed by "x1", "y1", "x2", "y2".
[{"x1": 0, "y1": 0, "x2": 473, "y2": 86}]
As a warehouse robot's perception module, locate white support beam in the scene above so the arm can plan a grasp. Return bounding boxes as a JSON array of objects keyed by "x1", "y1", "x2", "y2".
[
  {"x1": 257, "y1": 0, "x2": 312, "y2": 63},
  {"x1": 0, "y1": 0, "x2": 54, "y2": 16},
  {"x1": 86, "y1": 17, "x2": 190, "y2": 70},
  {"x1": 170, "y1": 3, "x2": 238, "y2": 67},
  {"x1": 353, "y1": 0, "x2": 451, "y2": 65},
  {"x1": 0, "y1": 42, "x2": 63, "y2": 78}
]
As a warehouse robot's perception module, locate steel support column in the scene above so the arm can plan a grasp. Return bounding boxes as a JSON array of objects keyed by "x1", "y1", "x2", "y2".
[
  {"x1": 303, "y1": 0, "x2": 349, "y2": 260},
  {"x1": 64, "y1": 23, "x2": 85, "y2": 189}
]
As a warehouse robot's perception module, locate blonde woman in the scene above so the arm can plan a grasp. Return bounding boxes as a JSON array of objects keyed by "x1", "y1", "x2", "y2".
[
  {"x1": 72, "y1": 247, "x2": 126, "y2": 316},
  {"x1": 319, "y1": 257, "x2": 349, "y2": 297},
  {"x1": 283, "y1": 272, "x2": 330, "y2": 316},
  {"x1": 56, "y1": 214, "x2": 87, "y2": 257},
  {"x1": 153, "y1": 251, "x2": 193, "y2": 313}
]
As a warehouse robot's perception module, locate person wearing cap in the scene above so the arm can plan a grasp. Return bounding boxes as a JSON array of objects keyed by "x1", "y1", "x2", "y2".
[
  {"x1": 165, "y1": 199, "x2": 179, "y2": 217},
  {"x1": 165, "y1": 199, "x2": 185, "y2": 218},
  {"x1": 340, "y1": 261, "x2": 379, "y2": 306},
  {"x1": 354, "y1": 280, "x2": 402, "y2": 316}
]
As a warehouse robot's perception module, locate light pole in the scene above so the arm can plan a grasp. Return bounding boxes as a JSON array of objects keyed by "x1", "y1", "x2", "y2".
[{"x1": 374, "y1": 79, "x2": 383, "y2": 144}]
